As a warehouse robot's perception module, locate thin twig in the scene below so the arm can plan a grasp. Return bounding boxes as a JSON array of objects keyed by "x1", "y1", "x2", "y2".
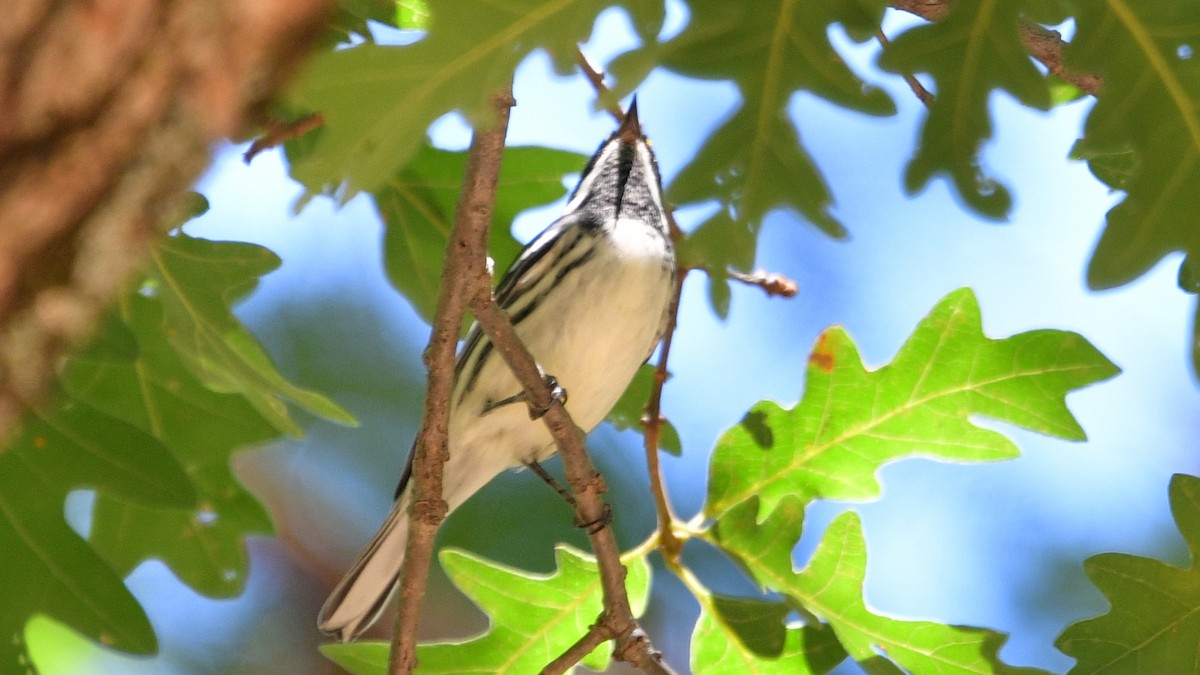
[
  {"x1": 1020, "y1": 20, "x2": 1103, "y2": 95},
  {"x1": 875, "y1": 30, "x2": 933, "y2": 108},
  {"x1": 242, "y1": 113, "x2": 325, "y2": 162},
  {"x1": 642, "y1": 267, "x2": 685, "y2": 566},
  {"x1": 387, "y1": 85, "x2": 515, "y2": 675},
  {"x1": 726, "y1": 269, "x2": 800, "y2": 298},
  {"x1": 887, "y1": 0, "x2": 1103, "y2": 96},
  {"x1": 575, "y1": 45, "x2": 625, "y2": 123}
]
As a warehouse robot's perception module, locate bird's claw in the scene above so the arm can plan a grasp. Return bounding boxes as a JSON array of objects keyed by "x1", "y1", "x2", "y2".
[{"x1": 526, "y1": 374, "x2": 567, "y2": 420}]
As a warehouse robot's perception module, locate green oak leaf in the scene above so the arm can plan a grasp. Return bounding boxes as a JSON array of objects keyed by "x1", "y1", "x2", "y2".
[
  {"x1": 1068, "y1": 140, "x2": 1138, "y2": 193},
  {"x1": 1047, "y1": 75, "x2": 1086, "y2": 107},
  {"x1": 608, "y1": 0, "x2": 890, "y2": 315},
  {"x1": 63, "y1": 295, "x2": 278, "y2": 597},
  {"x1": 713, "y1": 499, "x2": 1045, "y2": 674},
  {"x1": 879, "y1": 1, "x2": 1052, "y2": 219},
  {"x1": 17, "y1": 398, "x2": 196, "y2": 511},
  {"x1": 332, "y1": 0, "x2": 425, "y2": 34},
  {"x1": 707, "y1": 595, "x2": 788, "y2": 658},
  {"x1": 693, "y1": 604, "x2": 847, "y2": 675},
  {"x1": 149, "y1": 233, "x2": 355, "y2": 434},
  {"x1": 321, "y1": 546, "x2": 651, "y2": 674},
  {"x1": 1056, "y1": 473, "x2": 1200, "y2": 673},
  {"x1": 606, "y1": 364, "x2": 681, "y2": 456},
  {"x1": 1067, "y1": 1, "x2": 1200, "y2": 290},
  {"x1": 679, "y1": 211, "x2": 756, "y2": 320},
  {"x1": 654, "y1": 0, "x2": 893, "y2": 236},
  {"x1": 1193, "y1": 304, "x2": 1200, "y2": 379},
  {"x1": 0, "y1": 461, "x2": 157, "y2": 666},
  {"x1": 706, "y1": 288, "x2": 1118, "y2": 518},
  {"x1": 376, "y1": 145, "x2": 586, "y2": 323},
  {"x1": 324, "y1": 0, "x2": 388, "y2": 46},
  {"x1": 0, "y1": 390, "x2": 201, "y2": 667},
  {"x1": 288, "y1": 0, "x2": 662, "y2": 196},
  {"x1": 395, "y1": 0, "x2": 430, "y2": 29},
  {"x1": 322, "y1": 641, "x2": 389, "y2": 675}
]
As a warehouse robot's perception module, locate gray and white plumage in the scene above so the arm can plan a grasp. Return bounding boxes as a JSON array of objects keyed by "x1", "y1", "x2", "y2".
[{"x1": 318, "y1": 103, "x2": 675, "y2": 642}]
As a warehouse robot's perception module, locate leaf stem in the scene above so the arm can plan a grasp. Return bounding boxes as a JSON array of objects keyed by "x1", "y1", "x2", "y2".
[{"x1": 643, "y1": 264, "x2": 686, "y2": 568}]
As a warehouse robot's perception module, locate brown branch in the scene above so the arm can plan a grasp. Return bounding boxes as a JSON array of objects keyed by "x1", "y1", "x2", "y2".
[
  {"x1": 389, "y1": 76, "x2": 673, "y2": 673},
  {"x1": 0, "y1": 0, "x2": 330, "y2": 441},
  {"x1": 388, "y1": 86, "x2": 516, "y2": 675},
  {"x1": 574, "y1": 44, "x2": 688, "y2": 576},
  {"x1": 474, "y1": 54, "x2": 673, "y2": 673},
  {"x1": 243, "y1": 113, "x2": 326, "y2": 162},
  {"x1": 887, "y1": 0, "x2": 1103, "y2": 96},
  {"x1": 642, "y1": 283, "x2": 683, "y2": 563},
  {"x1": 1020, "y1": 21, "x2": 1103, "y2": 96},
  {"x1": 540, "y1": 617, "x2": 615, "y2": 675},
  {"x1": 471, "y1": 286, "x2": 676, "y2": 675},
  {"x1": 876, "y1": 30, "x2": 933, "y2": 107},
  {"x1": 575, "y1": 45, "x2": 625, "y2": 123},
  {"x1": 726, "y1": 269, "x2": 800, "y2": 298}
]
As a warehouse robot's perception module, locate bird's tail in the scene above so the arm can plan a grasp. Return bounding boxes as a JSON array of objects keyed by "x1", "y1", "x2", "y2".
[{"x1": 318, "y1": 494, "x2": 411, "y2": 642}]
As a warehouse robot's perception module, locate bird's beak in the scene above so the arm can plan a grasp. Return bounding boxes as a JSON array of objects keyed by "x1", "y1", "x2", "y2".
[{"x1": 617, "y1": 98, "x2": 641, "y2": 144}]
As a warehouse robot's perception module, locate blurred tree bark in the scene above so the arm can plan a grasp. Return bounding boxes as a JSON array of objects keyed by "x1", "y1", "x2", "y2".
[{"x1": 0, "y1": 0, "x2": 330, "y2": 437}]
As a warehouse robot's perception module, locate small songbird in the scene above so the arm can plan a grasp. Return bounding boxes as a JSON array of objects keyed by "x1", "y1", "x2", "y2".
[{"x1": 319, "y1": 101, "x2": 677, "y2": 641}]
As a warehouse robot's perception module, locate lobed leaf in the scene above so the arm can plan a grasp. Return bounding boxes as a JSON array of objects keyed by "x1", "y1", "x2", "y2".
[
  {"x1": 288, "y1": 0, "x2": 662, "y2": 196},
  {"x1": 664, "y1": 0, "x2": 896, "y2": 223},
  {"x1": 376, "y1": 145, "x2": 586, "y2": 323},
  {"x1": 712, "y1": 498, "x2": 1046, "y2": 674},
  {"x1": 1056, "y1": 473, "x2": 1200, "y2": 674},
  {"x1": 150, "y1": 233, "x2": 355, "y2": 434},
  {"x1": 611, "y1": 0, "x2": 892, "y2": 315},
  {"x1": 1067, "y1": 1, "x2": 1200, "y2": 290},
  {"x1": 0, "y1": 392, "x2": 191, "y2": 665},
  {"x1": 606, "y1": 364, "x2": 681, "y2": 456},
  {"x1": 64, "y1": 296, "x2": 278, "y2": 597},
  {"x1": 706, "y1": 288, "x2": 1118, "y2": 518},
  {"x1": 321, "y1": 546, "x2": 651, "y2": 674},
  {"x1": 692, "y1": 602, "x2": 847, "y2": 675},
  {"x1": 879, "y1": 1, "x2": 1052, "y2": 219}
]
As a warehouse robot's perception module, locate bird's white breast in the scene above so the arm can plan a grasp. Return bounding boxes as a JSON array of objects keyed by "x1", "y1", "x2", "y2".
[{"x1": 441, "y1": 218, "x2": 673, "y2": 509}]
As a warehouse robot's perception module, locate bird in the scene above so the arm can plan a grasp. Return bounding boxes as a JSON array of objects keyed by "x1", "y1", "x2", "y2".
[{"x1": 318, "y1": 101, "x2": 677, "y2": 642}]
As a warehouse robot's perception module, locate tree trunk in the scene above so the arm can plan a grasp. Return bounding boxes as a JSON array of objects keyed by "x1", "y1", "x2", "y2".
[{"x1": 0, "y1": 0, "x2": 330, "y2": 436}]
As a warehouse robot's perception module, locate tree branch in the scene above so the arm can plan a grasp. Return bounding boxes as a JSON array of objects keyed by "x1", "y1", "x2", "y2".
[
  {"x1": 388, "y1": 86, "x2": 516, "y2": 675},
  {"x1": 876, "y1": 30, "x2": 934, "y2": 107},
  {"x1": 888, "y1": 0, "x2": 1102, "y2": 96},
  {"x1": 726, "y1": 269, "x2": 800, "y2": 298},
  {"x1": 540, "y1": 620, "x2": 614, "y2": 675},
  {"x1": 470, "y1": 279, "x2": 676, "y2": 675},
  {"x1": 575, "y1": 46, "x2": 625, "y2": 123},
  {"x1": 243, "y1": 113, "x2": 326, "y2": 162},
  {"x1": 462, "y1": 110, "x2": 676, "y2": 674}
]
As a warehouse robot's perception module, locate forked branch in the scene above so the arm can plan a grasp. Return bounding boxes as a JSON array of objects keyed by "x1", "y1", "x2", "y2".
[
  {"x1": 388, "y1": 86, "x2": 515, "y2": 675},
  {"x1": 391, "y1": 80, "x2": 674, "y2": 674}
]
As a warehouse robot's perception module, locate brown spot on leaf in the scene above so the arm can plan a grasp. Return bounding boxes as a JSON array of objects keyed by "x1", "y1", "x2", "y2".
[{"x1": 809, "y1": 332, "x2": 836, "y2": 372}]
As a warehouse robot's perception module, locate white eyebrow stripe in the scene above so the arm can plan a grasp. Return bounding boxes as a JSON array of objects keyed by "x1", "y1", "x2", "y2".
[
  {"x1": 637, "y1": 143, "x2": 665, "y2": 211},
  {"x1": 564, "y1": 140, "x2": 619, "y2": 212}
]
